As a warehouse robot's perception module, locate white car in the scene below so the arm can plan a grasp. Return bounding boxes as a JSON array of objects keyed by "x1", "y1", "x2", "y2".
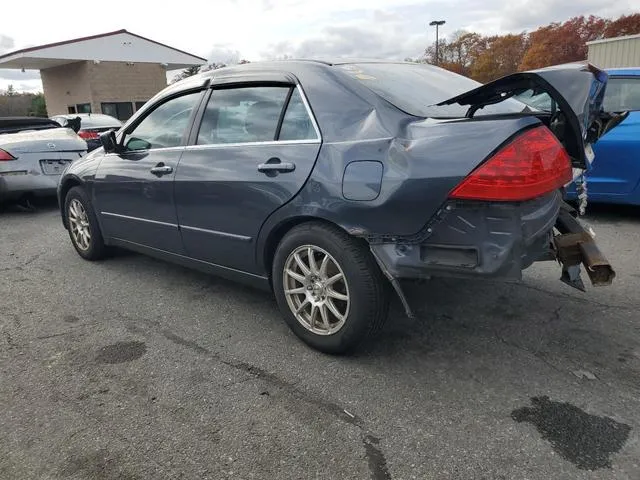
[{"x1": 0, "y1": 117, "x2": 87, "y2": 205}]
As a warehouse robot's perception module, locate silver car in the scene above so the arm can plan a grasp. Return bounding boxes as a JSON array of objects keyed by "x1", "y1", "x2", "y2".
[{"x1": 0, "y1": 117, "x2": 87, "y2": 204}]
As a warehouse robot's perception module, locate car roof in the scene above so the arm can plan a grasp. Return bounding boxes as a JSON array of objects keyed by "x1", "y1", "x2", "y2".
[
  {"x1": 152, "y1": 58, "x2": 438, "y2": 112},
  {"x1": 284, "y1": 58, "x2": 412, "y2": 66},
  {"x1": 193, "y1": 58, "x2": 418, "y2": 81},
  {"x1": 53, "y1": 113, "x2": 118, "y2": 119},
  {"x1": 606, "y1": 67, "x2": 640, "y2": 77}
]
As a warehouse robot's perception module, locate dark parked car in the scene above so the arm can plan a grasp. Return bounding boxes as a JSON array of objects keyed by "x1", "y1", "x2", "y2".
[
  {"x1": 51, "y1": 113, "x2": 122, "y2": 151},
  {"x1": 57, "y1": 60, "x2": 621, "y2": 353}
]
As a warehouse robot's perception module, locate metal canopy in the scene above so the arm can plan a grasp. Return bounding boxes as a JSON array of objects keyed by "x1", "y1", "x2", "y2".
[{"x1": 0, "y1": 29, "x2": 207, "y2": 71}]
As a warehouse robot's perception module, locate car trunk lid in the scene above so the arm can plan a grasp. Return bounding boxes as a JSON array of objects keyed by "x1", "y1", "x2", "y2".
[
  {"x1": 0, "y1": 127, "x2": 87, "y2": 155},
  {"x1": 436, "y1": 62, "x2": 627, "y2": 171}
]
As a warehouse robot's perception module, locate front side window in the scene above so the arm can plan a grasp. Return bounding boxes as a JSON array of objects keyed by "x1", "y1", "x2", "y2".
[
  {"x1": 603, "y1": 77, "x2": 640, "y2": 112},
  {"x1": 124, "y1": 91, "x2": 202, "y2": 151},
  {"x1": 197, "y1": 86, "x2": 290, "y2": 145}
]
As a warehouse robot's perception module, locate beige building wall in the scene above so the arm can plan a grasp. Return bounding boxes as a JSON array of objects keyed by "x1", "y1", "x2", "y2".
[
  {"x1": 40, "y1": 60, "x2": 168, "y2": 117},
  {"x1": 588, "y1": 36, "x2": 640, "y2": 69},
  {"x1": 87, "y1": 61, "x2": 167, "y2": 114},
  {"x1": 41, "y1": 61, "x2": 92, "y2": 116}
]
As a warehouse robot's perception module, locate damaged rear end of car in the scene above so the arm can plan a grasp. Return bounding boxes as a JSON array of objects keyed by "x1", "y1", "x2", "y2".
[{"x1": 361, "y1": 62, "x2": 618, "y2": 315}]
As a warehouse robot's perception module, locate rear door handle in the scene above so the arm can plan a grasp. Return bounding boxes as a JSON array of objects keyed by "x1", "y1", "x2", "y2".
[
  {"x1": 150, "y1": 163, "x2": 173, "y2": 176},
  {"x1": 258, "y1": 157, "x2": 296, "y2": 174}
]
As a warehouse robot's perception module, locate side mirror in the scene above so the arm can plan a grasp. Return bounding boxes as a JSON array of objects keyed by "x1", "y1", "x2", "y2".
[{"x1": 100, "y1": 130, "x2": 119, "y2": 153}]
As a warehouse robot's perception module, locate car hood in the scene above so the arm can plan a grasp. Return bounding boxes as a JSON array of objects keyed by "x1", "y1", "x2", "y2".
[
  {"x1": 0, "y1": 127, "x2": 87, "y2": 154},
  {"x1": 437, "y1": 62, "x2": 628, "y2": 170}
]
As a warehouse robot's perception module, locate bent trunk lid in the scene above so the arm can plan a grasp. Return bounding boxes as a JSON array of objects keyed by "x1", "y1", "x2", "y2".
[{"x1": 437, "y1": 62, "x2": 627, "y2": 170}]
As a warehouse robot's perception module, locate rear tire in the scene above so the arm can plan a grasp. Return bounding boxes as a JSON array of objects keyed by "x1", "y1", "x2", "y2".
[
  {"x1": 65, "y1": 186, "x2": 107, "y2": 261},
  {"x1": 272, "y1": 222, "x2": 389, "y2": 354}
]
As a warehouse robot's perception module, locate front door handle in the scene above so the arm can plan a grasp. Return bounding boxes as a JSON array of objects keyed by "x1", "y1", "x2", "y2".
[
  {"x1": 258, "y1": 157, "x2": 296, "y2": 174},
  {"x1": 150, "y1": 163, "x2": 173, "y2": 176}
]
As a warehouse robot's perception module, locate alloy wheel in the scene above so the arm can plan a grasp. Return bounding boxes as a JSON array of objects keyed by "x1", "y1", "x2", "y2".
[
  {"x1": 282, "y1": 245, "x2": 350, "y2": 335},
  {"x1": 68, "y1": 198, "x2": 91, "y2": 251}
]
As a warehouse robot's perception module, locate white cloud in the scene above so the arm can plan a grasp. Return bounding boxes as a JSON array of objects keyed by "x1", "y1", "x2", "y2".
[
  {"x1": 0, "y1": 34, "x2": 14, "y2": 53},
  {"x1": 0, "y1": 0, "x2": 637, "y2": 92}
]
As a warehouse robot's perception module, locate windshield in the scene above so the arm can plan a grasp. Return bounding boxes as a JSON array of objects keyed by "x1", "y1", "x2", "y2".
[
  {"x1": 513, "y1": 90, "x2": 554, "y2": 112},
  {"x1": 603, "y1": 77, "x2": 640, "y2": 111},
  {"x1": 336, "y1": 63, "x2": 527, "y2": 118}
]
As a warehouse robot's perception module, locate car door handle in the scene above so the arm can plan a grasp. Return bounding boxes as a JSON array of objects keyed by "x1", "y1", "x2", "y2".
[
  {"x1": 257, "y1": 158, "x2": 296, "y2": 173},
  {"x1": 150, "y1": 164, "x2": 173, "y2": 176}
]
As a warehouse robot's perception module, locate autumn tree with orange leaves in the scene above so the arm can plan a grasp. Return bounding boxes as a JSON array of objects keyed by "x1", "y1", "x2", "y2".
[{"x1": 418, "y1": 13, "x2": 640, "y2": 82}]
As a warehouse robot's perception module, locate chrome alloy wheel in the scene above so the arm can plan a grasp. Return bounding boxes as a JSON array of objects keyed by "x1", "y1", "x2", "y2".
[
  {"x1": 283, "y1": 245, "x2": 350, "y2": 335},
  {"x1": 68, "y1": 198, "x2": 91, "y2": 251}
]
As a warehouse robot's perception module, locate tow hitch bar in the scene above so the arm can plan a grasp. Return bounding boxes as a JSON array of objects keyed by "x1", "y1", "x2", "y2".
[{"x1": 553, "y1": 204, "x2": 616, "y2": 292}]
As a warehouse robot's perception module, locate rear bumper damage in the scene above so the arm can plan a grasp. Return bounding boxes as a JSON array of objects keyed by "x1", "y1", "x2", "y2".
[
  {"x1": 369, "y1": 191, "x2": 614, "y2": 317},
  {"x1": 553, "y1": 204, "x2": 615, "y2": 291}
]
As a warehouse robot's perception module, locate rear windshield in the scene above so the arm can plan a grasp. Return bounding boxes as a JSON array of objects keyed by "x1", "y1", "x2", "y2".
[
  {"x1": 603, "y1": 77, "x2": 640, "y2": 111},
  {"x1": 337, "y1": 63, "x2": 527, "y2": 118}
]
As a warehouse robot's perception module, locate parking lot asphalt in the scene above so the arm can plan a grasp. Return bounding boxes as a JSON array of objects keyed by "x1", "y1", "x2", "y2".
[{"x1": 1, "y1": 199, "x2": 639, "y2": 480}]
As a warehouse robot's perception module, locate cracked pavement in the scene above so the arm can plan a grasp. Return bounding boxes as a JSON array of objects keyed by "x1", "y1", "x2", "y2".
[{"x1": 1, "y1": 200, "x2": 639, "y2": 479}]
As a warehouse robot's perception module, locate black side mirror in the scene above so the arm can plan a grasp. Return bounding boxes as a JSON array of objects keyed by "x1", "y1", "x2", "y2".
[{"x1": 100, "y1": 130, "x2": 119, "y2": 153}]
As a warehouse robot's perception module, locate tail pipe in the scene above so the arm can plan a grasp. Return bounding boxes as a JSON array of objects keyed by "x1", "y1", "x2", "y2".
[{"x1": 553, "y1": 204, "x2": 615, "y2": 290}]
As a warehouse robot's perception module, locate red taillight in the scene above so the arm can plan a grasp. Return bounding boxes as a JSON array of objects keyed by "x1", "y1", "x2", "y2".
[
  {"x1": 449, "y1": 126, "x2": 572, "y2": 202},
  {"x1": 0, "y1": 148, "x2": 16, "y2": 161},
  {"x1": 78, "y1": 130, "x2": 99, "y2": 140}
]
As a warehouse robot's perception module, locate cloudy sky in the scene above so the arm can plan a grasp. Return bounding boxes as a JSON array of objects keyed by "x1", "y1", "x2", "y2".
[{"x1": 1, "y1": 0, "x2": 637, "y2": 92}]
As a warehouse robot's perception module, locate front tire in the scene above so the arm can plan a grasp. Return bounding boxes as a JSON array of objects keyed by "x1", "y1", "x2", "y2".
[
  {"x1": 272, "y1": 222, "x2": 389, "y2": 354},
  {"x1": 65, "y1": 186, "x2": 107, "y2": 261}
]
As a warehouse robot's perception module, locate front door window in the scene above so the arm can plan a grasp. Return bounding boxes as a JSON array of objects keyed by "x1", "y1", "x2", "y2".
[{"x1": 123, "y1": 92, "x2": 202, "y2": 151}]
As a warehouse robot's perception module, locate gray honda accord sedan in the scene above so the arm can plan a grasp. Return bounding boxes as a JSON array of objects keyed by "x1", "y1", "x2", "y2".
[{"x1": 57, "y1": 59, "x2": 621, "y2": 353}]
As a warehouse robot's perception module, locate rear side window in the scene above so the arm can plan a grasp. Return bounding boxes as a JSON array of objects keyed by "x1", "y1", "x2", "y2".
[
  {"x1": 197, "y1": 86, "x2": 290, "y2": 144},
  {"x1": 603, "y1": 77, "x2": 640, "y2": 111},
  {"x1": 279, "y1": 89, "x2": 318, "y2": 141},
  {"x1": 337, "y1": 63, "x2": 526, "y2": 118}
]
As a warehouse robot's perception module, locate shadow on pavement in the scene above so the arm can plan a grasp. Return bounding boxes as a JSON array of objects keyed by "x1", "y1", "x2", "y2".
[
  {"x1": 0, "y1": 196, "x2": 59, "y2": 215},
  {"x1": 582, "y1": 203, "x2": 640, "y2": 224}
]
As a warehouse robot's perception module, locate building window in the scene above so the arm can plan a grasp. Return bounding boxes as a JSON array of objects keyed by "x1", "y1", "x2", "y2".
[
  {"x1": 76, "y1": 103, "x2": 91, "y2": 113},
  {"x1": 67, "y1": 106, "x2": 77, "y2": 114},
  {"x1": 101, "y1": 102, "x2": 134, "y2": 121},
  {"x1": 135, "y1": 101, "x2": 148, "y2": 111}
]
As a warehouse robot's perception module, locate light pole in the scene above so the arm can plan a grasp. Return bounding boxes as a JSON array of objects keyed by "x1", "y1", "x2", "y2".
[{"x1": 429, "y1": 20, "x2": 446, "y2": 65}]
